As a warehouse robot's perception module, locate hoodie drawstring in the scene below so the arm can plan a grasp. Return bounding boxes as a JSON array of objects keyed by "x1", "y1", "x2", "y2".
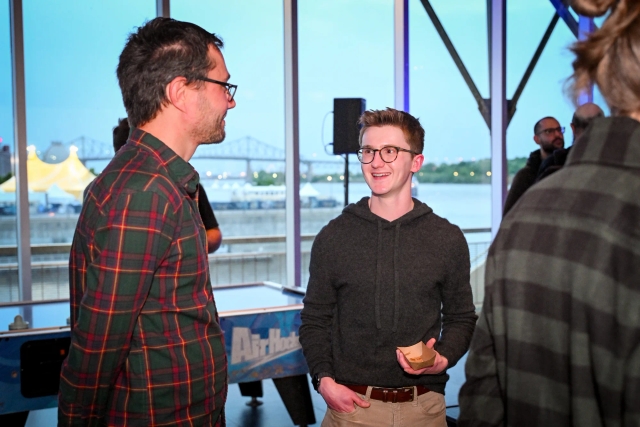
[
  {"x1": 392, "y1": 223, "x2": 401, "y2": 332},
  {"x1": 374, "y1": 221, "x2": 383, "y2": 330},
  {"x1": 345, "y1": 197, "x2": 431, "y2": 332},
  {"x1": 374, "y1": 221, "x2": 402, "y2": 332}
]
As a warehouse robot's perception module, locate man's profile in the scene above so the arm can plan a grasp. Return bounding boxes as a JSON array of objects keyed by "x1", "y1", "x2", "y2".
[{"x1": 59, "y1": 17, "x2": 236, "y2": 426}]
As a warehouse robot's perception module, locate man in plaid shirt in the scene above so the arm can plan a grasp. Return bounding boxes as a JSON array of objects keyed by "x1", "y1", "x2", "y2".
[{"x1": 59, "y1": 18, "x2": 236, "y2": 426}]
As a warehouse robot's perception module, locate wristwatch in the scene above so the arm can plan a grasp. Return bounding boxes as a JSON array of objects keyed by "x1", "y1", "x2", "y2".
[{"x1": 312, "y1": 372, "x2": 333, "y2": 393}]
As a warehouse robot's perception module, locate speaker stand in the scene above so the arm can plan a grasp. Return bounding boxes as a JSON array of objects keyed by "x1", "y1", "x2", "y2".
[{"x1": 343, "y1": 154, "x2": 349, "y2": 206}]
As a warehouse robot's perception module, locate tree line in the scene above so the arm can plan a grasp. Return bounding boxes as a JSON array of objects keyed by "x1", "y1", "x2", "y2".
[{"x1": 300, "y1": 157, "x2": 528, "y2": 185}]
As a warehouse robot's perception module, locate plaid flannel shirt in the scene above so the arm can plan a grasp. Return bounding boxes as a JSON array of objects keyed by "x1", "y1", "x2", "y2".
[
  {"x1": 458, "y1": 116, "x2": 640, "y2": 426},
  {"x1": 59, "y1": 129, "x2": 227, "y2": 427}
]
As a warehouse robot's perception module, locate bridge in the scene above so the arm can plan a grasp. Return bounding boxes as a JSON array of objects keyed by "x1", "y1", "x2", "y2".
[{"x1": 67, "y1": 135, "x2": 344, "y2": 179}]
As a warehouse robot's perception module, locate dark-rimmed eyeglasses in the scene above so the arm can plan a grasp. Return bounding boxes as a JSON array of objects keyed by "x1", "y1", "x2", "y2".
[
  {"x1": 536, "y1": 126, "x2": 565, "y2": 136},
  {"x1": 356, "y1": 146, "x2": 419, "y2": 164},
  {"x1": 196, "y1": 76, "x2": 237, "y2": 102}
]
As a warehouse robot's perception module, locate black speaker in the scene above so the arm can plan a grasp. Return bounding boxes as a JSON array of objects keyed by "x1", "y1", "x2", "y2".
[{"x1": 333, "y1": 98, "x2": 366, "y2": 155}]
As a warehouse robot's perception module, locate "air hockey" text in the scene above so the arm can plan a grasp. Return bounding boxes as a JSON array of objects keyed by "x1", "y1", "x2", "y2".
[{"x1": 231, "y1": 327, "x2": 301, "y2": 364}]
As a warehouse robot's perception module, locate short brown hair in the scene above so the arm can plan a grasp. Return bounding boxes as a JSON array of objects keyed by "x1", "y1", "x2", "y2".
[
  {"x1": 117, "y1": 18, "x2": 224, "y2": 128},
  {"x1": 569, "y1": 0, "x2": 640, "y2": 115},
  {"x1": 358, "y1": 108, "x2": 425, "y2": 154}
]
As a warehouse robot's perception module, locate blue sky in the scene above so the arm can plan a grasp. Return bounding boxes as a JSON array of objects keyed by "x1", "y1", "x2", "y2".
[{"x1": 0, "y1": 0, "x2": 602, "y2": 175}]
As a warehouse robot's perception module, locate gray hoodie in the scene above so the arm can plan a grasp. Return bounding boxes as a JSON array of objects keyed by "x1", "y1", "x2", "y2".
[{"x1": 299, "y1": 197, "x2": 477, "y2": 394}]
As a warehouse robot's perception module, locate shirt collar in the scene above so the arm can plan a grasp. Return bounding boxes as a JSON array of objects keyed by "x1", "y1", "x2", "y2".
[
  {"x1": 568, "y1": 116, "x2": 640, "y2": 170},
  {"x1": 129, "y1": 128, "x2": 200, "y2": 194}
]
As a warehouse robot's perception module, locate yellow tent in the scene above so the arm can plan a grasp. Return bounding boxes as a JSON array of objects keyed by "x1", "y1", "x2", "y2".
[{"x1": 0, "y1": 146, "x2": 96, "y2": 201}]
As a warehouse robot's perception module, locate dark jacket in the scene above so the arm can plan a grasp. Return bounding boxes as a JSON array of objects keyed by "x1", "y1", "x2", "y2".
[
  {"x1": 503, "y1": 149, "x2": 542, "y2": 217},
  {"x1": 299, "y1": 198, "x2": 477, "y2": 394},
  {"x1": 535, "y1": 146, "x2": 571, "y2": 183}
]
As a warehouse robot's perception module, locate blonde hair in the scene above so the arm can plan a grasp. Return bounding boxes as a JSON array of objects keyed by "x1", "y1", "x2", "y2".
[{"x1": 570, "y1": 0, "x2": 640, "y2": 115}]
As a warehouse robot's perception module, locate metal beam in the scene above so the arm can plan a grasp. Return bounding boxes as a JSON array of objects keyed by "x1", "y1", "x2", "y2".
[
  {"x1": 419, "y1": 0, "x2": 490, "y2": 127},
  {"x1": 577, "y1": 15, "x2": 594, "y2": 104},
  {"x1": 420, "y1": 1, "x2": 563, "y2": 131},
  {"x1": 10, "y1": 0, "x2": 33, "y2": 324},
  {"x1": 489, "y1": 0, "x2": 507, "y2": 238},
  {"x1": 284, "y1": 0, "x2": 301, "y2": 287},
  {"x1": 548, "y1": 0, "x2": 578, "y2": 38},
  {"x1": 509, "y1": 14, "x2": 559, "y2": 123},
  {"x1": 394, "y1": 0, "x2": 409, "y2": 112},
  {"x1": 156, "y1": 0, "x2": 170, "y2": 18}
]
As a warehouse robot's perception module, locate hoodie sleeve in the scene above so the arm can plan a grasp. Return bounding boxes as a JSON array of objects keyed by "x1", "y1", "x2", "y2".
[
  {"x1": 435, "y1": 226, "x2": 478, "y2": 368},
  {"x1": 299, "y1": 229, "x2": 337, "y2": 378}
]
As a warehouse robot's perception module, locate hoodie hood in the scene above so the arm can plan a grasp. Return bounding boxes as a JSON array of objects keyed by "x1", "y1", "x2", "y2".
[
  {"x1": 343, "y1": 197, "x2": 433, "y2": 226},
  {"x1": 343, "y1": 197, "x2": 433, "y2": 332}
]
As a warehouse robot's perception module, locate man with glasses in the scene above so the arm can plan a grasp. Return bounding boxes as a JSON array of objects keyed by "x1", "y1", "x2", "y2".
[
  {"x1": 536, "y1": 103, "x2": 605, "y2": 182},
  {"x1": 503, "y1": 116, "x2": 565, "y2": 216},
  {"x1": 300, "y1": 108, "x2": 477, "y2": 426},
  {"x1": 59, "y1": 18, "x2": 236, "y2": 426}
]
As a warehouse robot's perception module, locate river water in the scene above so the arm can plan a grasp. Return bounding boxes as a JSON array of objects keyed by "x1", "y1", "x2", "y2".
[
  {"x1": 311, "y1": 182, "x2": 490, "y2": 229},
  {"x1": 203, "y1": 180, "x2": 491, "y2": 231},
  {"x1": 202, "y1": 181, "x2": 492, "y2": 245}
]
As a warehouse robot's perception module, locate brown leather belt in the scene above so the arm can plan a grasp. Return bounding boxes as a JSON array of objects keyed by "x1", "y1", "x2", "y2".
[{"x1": 344, "y1": 384, "x2": 430, "y2": 403}]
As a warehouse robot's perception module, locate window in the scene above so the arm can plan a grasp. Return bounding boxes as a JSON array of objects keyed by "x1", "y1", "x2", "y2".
[
  {"x1": 0, "y1": 0, "x2": 18, "y2": 310},
  {"x1": 409, "y1": 0, "x2": 491, "y2": 232},
  {"x1": 297, "y1": 0, "x2": 395, "y2": 285},
  {"x1": 173, "y1": 1, "x2": 290, "y2": 285},
  {"x1": 408, "y1": 1, "x2": 586, "y2": 306},
  {"x1": 506, "y1": 1, "x2": 577, "y2": 155},
  {"x1": 0, "y1": 1, "x2": 155, "y2": 319},
  {"x1": 408, "y1": 0, "x2": 492, "y2": 305}
]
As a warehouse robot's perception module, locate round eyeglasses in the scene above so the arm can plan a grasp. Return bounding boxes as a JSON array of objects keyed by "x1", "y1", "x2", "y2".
[{"x1": 356, "y1": 146, "x2": 419, "y2": 164}]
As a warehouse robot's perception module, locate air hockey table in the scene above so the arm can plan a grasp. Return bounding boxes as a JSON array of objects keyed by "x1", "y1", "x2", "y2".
[{"x1": 0, "y1": 281, "x2": 316, "y2": 426}]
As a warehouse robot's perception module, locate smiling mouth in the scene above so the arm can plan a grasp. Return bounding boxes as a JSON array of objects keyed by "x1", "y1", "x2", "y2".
[{"x1": 372, "y1": 173, "x2": 390, "y2": 178}]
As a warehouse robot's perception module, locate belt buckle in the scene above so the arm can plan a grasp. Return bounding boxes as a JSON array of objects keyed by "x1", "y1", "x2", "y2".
[{"x1": 405, "y1": 387, "x2": 414, "y2": 401}]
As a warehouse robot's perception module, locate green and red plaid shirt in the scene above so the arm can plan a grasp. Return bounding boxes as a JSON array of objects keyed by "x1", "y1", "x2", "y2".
[{"x1": 59, "y1": 129, "x2": 227, "y2": 426}]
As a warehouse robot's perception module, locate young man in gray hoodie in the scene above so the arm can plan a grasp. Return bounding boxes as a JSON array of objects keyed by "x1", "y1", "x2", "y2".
[{"x1": 299, "y1": 108, "x2": 477, "y2": 426}]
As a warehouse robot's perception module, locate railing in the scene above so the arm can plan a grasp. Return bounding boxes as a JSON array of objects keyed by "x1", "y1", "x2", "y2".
[
  {"x1": 0, "y1": 235, "x2": 319, "y2": 258},
  {"x1": 0, "y1": 229, "x2": 491, "y2": 306}
]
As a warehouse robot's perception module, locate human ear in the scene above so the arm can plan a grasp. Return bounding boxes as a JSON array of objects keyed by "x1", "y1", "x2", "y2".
[
  {"x1": 411, "y1": 153, "x2": 424, "y2": 173},
  {"x1": 165, "y1": 76, "x2": 189, "y2": 113}
]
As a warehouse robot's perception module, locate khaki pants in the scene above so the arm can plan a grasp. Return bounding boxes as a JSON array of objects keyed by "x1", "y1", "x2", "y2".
[{"x1": 321, "y1": 387, "x2": 446, "y2": 427}]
